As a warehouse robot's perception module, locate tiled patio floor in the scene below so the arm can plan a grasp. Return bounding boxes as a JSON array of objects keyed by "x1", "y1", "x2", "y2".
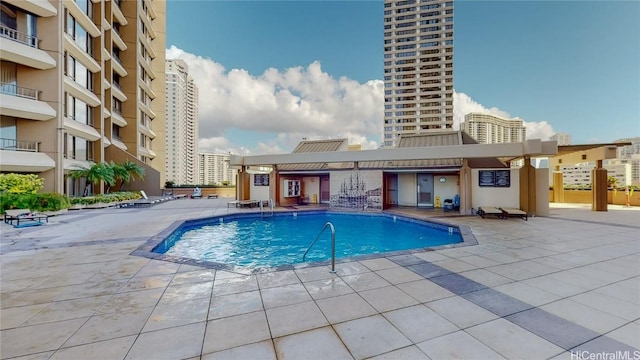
[{"x1": 1, "y1": 200, "x2": 638, "y2": 359}]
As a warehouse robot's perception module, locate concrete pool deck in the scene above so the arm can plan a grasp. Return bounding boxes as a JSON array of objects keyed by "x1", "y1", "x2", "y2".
[{"x1": 1, "y1": 199, "x2": 638, "y2": 359}]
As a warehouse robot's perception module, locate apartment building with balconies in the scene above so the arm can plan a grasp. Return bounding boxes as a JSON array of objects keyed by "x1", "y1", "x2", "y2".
[
  {"x1": 199, "y1": 153, "x2": 237, "y2": 186},
  {"x1": 165, "y1": 59, "x2": 199, "y2": 185},
  {"x1": 383, "y1": 0, "x2": 454, "y2": 147},
  {"x1": 0, "y1": 0, "x2": 166, "y2": 195},
  {"x1": 461, "y1": 112, "x2": 526, "y2": 144}
]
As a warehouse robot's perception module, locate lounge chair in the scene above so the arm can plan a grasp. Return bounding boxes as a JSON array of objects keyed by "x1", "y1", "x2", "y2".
[
  {"x1": 500, "y1": 207, "x2": 528, "y2": 221},
  {"x1": 4, "y1": 209, "x2": 49, "y2": 227},
  {"x1": 477, "y1": 206, "x2": 504, "y2": 219}
]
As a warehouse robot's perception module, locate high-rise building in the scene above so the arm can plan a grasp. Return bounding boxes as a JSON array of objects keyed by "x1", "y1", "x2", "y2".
[
  {"x1": 551, "y1": 132, "x2": 572, "y2": 145},
  {"x1": 611, "y1": 137, "x2": 640, "y2": 185},
  {"x1": 461, "y1": 113, "x2": 526, "y2": 144},
  {"x1": 383, "y1": 0, "x2": 454, "y2": 147},
  {"x1": 0, "y1": 0, "x2": 166, "y2": 195},
  {"x1": 165, "y1": 59, "x2": 199, "y2": 185},
  {"x1": 199, "y1": 153, "x2": 237, "y2": 186}
]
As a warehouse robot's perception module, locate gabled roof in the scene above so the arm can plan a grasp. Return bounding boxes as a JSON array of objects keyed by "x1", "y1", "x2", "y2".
[
  {"x1": 280, "y1": 138, "x2": 350, "y2": 171},
  {"x1": 292, "y1": 139, "x2": 348, "y2": 153}
]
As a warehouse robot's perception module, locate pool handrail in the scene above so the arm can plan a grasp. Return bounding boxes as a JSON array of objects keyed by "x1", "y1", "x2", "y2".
[{"x1": 302, "y1": 221, "x2": 336, "y2": 273}]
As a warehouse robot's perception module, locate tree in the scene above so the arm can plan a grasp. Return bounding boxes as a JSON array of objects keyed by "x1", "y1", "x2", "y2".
[
  {"x1": 109, "y1": 161, "x2": 129, "y2": 193},
  {"x1": 119, "y1": 160, "x2": 145, "y2": 191},
  {"x1": 68, "y1": 162, "x2": 115, "y2": 196},
  {"x1": 607, "y1": 176, "x2": 618, "y2": 189}
]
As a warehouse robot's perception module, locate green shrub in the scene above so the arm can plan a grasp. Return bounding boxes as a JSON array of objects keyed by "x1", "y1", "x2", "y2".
[
  {"x1": 0, "y1": 173, "x2": 44, "y2": 194},
  {"x1": 68, "y1": 191, "x2": 142, "y2": 206},
  {"x1": 0, "y1": 192, "x2": 70, "y2": 214}
]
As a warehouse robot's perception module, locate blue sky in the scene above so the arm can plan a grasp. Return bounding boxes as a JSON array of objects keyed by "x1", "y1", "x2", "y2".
[{"x1": 167, "y1": 0, "x2": 640, "y2": 153}]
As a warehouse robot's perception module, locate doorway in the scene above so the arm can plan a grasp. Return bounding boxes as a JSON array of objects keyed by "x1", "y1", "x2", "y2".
[
  {"x1": 320, "y1": 175, "x2": 330, "y2": 203},
  {"x1": 417, "y1": 173, "x2": 434, "y2": 207}
]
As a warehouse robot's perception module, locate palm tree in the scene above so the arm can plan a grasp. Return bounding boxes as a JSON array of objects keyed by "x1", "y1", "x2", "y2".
[
  {"x1": 68, "y1": 162, "x2": 116, "y2": 196},
  {"x1": 108, "y1": 161, "x2": 129, "y2": 193},
  {"x1": 119, "y1": 160, "x2": 145, "y2": 191}
]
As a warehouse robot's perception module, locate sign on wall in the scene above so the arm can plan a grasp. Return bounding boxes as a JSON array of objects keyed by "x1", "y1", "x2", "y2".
[
  {"x1": 479, "y1": 170, "x2": 510, "y2": 187},
  {"x1": 254, "y1": 174, "x2": 269, "y2": 186}
]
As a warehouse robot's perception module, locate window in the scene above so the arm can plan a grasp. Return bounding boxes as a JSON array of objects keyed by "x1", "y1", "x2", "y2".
[
  {"x1": 0, "y1": 116, "x2": 17, "y2": 143},
  {"x1": 65, "y1": 134, "x2": 93, "y2": 161},
  {"x1": 66, "y1": 54, "x2": 92, "y2": 90},
  {"x1": 75, "y1": 0, "x2": 92, "y2": 16},
  {"x1": 65, "y1": 11, "x2": 93, "y2": 55},
  {"x1": 66, "y1": 94, "x2": 93, "y2": 125}
]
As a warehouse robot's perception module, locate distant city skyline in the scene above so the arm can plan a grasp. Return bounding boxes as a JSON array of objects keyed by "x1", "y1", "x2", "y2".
[{"x1": 166, "y1": 1, "x2": 640, "y2": 154}]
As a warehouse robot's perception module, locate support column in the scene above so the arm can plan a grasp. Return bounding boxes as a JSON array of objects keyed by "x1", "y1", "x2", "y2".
[
  {"x1": 236, "y1": 166, "x2": 250, "y2": 200},
  {"x1": 592, "y1": 160, "x2": 608, "y2": 211},
  {"x1": 270, "y1": 165, "x2": 278, "y2": 205},
  {"x1": 459, "y1": 159, "x2": 472, "y2": 215},
  {"x1": 519, "y1": 157, "x2": 537, "y2": 214},
  {"x1": 552, "y1": 165, "x2": 565, "y2": 203}
]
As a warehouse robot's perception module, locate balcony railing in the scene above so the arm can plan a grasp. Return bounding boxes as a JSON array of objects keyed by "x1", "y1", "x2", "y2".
[
  {"x1": 0, "y1": 25, "x2": 38, "y2": 48},
  {"x1": 0, "y1": 138, "x2": 39, "y2": 152},
  {"x1": 112, "y1": 107, "x2": 122, "y2": 116},
  {"x1": 0, "y1": 83, "x2": 39, "y2": 100}
]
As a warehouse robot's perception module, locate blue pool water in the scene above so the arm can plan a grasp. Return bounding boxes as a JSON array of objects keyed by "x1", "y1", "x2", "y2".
[{"x1": 153, "y1": 212, "x2": 462, "y2": 268}]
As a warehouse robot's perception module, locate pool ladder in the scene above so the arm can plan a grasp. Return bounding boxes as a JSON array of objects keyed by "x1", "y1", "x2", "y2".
[
  {"x1": 260, "y1": 199, "x2": 274, "y2": 218},
  {"x1": 302, "y1": 222, "x2": 336, "y2": 273}
]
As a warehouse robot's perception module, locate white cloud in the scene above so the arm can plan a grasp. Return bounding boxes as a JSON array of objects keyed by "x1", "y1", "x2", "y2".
[
  {"x1": 453, "y1": 92, "x2": 555, "y2": 140},
  {"x1": 167, "y1": 45, "x2": 556, "y2": 155},
  {"x1": 167, "y1": 45, "x2": 383, "y2": 153}
]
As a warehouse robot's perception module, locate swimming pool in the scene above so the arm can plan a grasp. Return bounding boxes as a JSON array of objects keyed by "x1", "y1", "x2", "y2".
[{"x1": 152, "y1": 211, "x2": 463, "y2": 269}]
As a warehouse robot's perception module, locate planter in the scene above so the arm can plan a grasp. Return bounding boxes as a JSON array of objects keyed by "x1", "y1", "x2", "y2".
[{"x1": 85, "y1": 202, "x2": 111, "y2": 209}]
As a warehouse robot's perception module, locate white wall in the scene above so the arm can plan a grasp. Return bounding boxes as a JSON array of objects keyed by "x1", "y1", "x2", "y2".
[
  {"x1": 471, "y1": 169, "x2": 520, "y2": 209},
  {"x1": 301, "y1": 176, "x2": 320, "y2": 203},
  {"x1": 250, "y1": 174, "x2": 271, "y2": 200},
  {"x1": 433, "y1": 175, "x2": 459, "y2": 207},
  {"x1": 536, "y1": 168, "x2": 550, "y2": 216},
  {"x1": 398, "y1": 173, "x2": 417, "y2": 206}
]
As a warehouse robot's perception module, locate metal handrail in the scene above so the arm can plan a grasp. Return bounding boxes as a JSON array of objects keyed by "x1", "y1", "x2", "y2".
[
  {"x1": 302, "y1": 222, "x2": 336, "y2": 273},
  {"x1": 0, "y1": 25, "x2": 38, "y2": 48},
  {"x1": 260, "y1": 198, "x2": 275, "y2": 218},
  {"x1": 0, "y1": 83, "x2": 39, "y2": 100}
]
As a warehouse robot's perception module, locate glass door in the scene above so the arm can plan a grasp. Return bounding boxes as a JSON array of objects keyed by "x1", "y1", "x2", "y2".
[{"x1": 417, "y1": 173, "x2": 434, "y2": 207}]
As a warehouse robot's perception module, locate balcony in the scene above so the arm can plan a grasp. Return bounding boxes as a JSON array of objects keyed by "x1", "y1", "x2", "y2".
[
  {"x1": 139, "y1": 121, "x2": 156, "y2": 139},
  {"x1": 2, "y1": 0, "x2": 57, "y2": 17},
  {"x1": 0, "y1": 138, "x2": 55, "y2": 172},
  {"x1": 64, "y1": 0, "x2": 100, "y2": 37},
  {"x1": 0, "y1": 26, "x2": 56, "y2": 69},
  {"x1": 111, "y1": 54, "x2": 128, "y2": 77},
  {"x1": 63, "y1": 34, "x2": 100, "y2": 72},
  {"x1": 0, "y1": 83, "x2": 56, "y2": 121},
  {"x1": 138, "y1": 146, "x2": 156, "y2": 159},
  {"x1": 64, "y1": 116, "x2": 101, "y2": 141},
  {"x1": 138, "y1": 100, "x2": 156, "y2": 119},
  {"x1": 111, "y1": 82, "x2": 127, "y2": 102},
  {"x1": 112, "y1": 136, "x2": 127, "y2": 151},
  {"x1": 112, "y1": 28, "x2": 127, "y2": 51},
  {"x1": 111, "y1": 107, "x2": 127, "y2": 127},
  {"x1": 138, "y1": 77, "x2": 156, "y2": 99},
  {"x1": 64, "y1": 77, "x2": 100, "y2": 107},
  {"x1": 111, "y1": 0, "x2": 128, "y2": 26}
]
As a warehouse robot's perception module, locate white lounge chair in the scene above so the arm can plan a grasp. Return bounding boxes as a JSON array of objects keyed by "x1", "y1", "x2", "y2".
[
  {"x1": 500, "y1": 207, "x2": 528, "y2": 221},
  {"x1": 477, "y1": 206, "x2": 504, "y2": 219}
]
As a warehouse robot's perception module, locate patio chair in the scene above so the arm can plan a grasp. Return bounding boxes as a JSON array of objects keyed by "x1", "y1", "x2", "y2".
[
  {"x1": 500, "y1": 207, "x2": 528, "y2": 221},
  {"x1": 4, "y1": 209, "x2": 48, "y2": 227},
  {"x1": 477, "y1": 206, "x2": 504, "y2": 219},
  {"x1": 190, "y1": 187, "x2": 202, "y2": 199}
]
